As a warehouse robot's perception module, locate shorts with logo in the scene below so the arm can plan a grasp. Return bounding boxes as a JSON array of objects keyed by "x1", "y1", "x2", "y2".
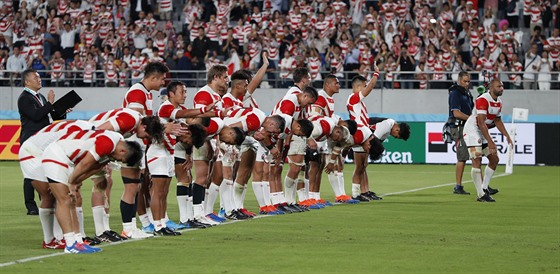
[
  {"x1": 463, "y1": 125, "x2": 488, "y2": 148},
  {"x1": 147, "y1": 144, "x2": 174, "y2": 177},
  {"x1": 316, "y1": 140, "x2": 331, "y2": 155},
  {"x1": 255, "y1": 142, "x2": 270, "y2": 163},
  {"x1": 192, "y1": 140, "x2": 216, "y2": 162}
]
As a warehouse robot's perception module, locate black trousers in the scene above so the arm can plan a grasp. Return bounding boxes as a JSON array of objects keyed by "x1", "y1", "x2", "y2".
[{"x1": 24, "y1": 178, "x2": 38, "y2": 213}]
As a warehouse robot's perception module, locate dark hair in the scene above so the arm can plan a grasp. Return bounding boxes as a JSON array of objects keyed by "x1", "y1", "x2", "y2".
[
  {"x1": 200, "y1": 117, "x2": 211, "y2": 127},
  {"x1": 303, "y1": 86, "x2": 318, "y2": 100},
  {"x1": 22, "y1": 69, "x2": 37, "y2": 86},
  {"x1": 368, "y1": 137, "x2": 385, "y2": 161},
  {"x1": 399, "y1": 122, "x2": 410, "y2": 141},
  {"x1": 344, "y1": 120, "x2": 358, "y2": 135},
  {"x1": 141, "y1": 116, "x2": 165, "y2": 144},
  {"x1": 293, "y1": 67, "x2": 310, "y2": 83},
  {"x1": 230, "y1": 70, "x2": 250, "y2": 87},
  {"x1": 207, "y1": 64, "x2": 228, "y2": 84},
  {"x1": 189, "y1": 124, "x2": 208, "y2": 148},
  {"x1": 323, "y1": 74, "x2": 338, "y2": 87},
  {"x1": 167, "y1": 81, "x2": 185, "y2": 96},
  {"x1": 232, "y1": 127, "x2": 246, "y2": 146},
  {"x1": 297, "y1": 119, "x2": 314, "y2": 138},
  {"x1": 144, "y1": 62, "x2": 169, "y2": 78},
  {"x1": 458, "y1": 71, "x2": 469, "y2": 80},
  {"x1": 124, "y1": 140, "x2": 144, "y2": 167},
  {"x1": 269, "y1": 115, "x2": 286, "y2": 131},
  {"x1": 351, "y1": 75, "x2": 367, "y2": 88}
]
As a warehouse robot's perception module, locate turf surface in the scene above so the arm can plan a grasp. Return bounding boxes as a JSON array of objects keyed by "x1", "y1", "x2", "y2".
[{"x1": 0, "y1": 162, "x2": 559, "y2": 273}]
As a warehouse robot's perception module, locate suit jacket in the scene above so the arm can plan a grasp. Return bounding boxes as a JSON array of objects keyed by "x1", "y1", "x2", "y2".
[{"x1": 18, "y1": 90, "x2": 66, "y2": 144}]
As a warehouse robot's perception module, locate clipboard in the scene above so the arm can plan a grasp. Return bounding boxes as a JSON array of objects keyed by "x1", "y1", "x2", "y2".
[{"x1": 52, "y1": 90, "x2": 82, "y2": 116}]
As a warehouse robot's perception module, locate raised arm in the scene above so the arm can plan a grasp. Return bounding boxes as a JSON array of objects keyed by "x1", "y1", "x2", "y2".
[
  {"x1": 247, "y1": 51, "x2": 269, "y2": 94},
  {"x1": 360, "y1": 63, "x2": 380, "y2": 98}
]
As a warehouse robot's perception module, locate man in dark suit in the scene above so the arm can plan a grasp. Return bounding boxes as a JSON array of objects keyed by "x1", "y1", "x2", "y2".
[{"x1": 18, "y1": 69, "x2": 68, "y2": 215}]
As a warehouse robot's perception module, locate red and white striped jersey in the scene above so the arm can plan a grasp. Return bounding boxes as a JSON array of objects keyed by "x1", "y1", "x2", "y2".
[
  {"x1": 248, "y1": 41, "x2": 262, "y2": 59},
  {"x1": 29, "y1": 120, "x2": 95, "y2": 152},
  {"x1": 233, "y1": 25, "x2": 246, "y2": 44},
  {"x1": 381, "y1": 2, "x2": 397, "y2": 22},
  {"x1": 89, "y1": 108, "x2": 142, "y2": 136},
  {"x1": 545, "y1": 36, "x2": 560, "y2": 62},
  {"x1": 58, "y1": 0, "x2": 69, "y2": 15},
  {"x1": 50, "y1": 58, "x2": 65, "y2": 79},
  {"x1": 50, "y1": 130, "x2": 124, "y2": 164},
  {"x1": 27, "y1": 35, "x2": 43, "y2": 51},
  {"x1": 464, "y1": 92, "x2": 503, "y2": 131},
  {"x1": 509, "y1": 61, "x2": 523, "y2": 83},
  {"x1": 206, "y1": 23, "x2": 219, "y2": 42},
  {"x1": 347, "y1": 91, "x2": 369, "y2": 126},
  {"x1": 307, "y1": 56, "x2": 321, "y2": 81},
  {"x1": 272, "y1": 93, "x2": 305, "y2": 119},
  {"x1": 0, "y1": 13, "x2": 13, "y2": 32},
  {"x1": 310, "y1": 115, "x2": 336, "y2": 142},
  {"x1": 222, "y1": 92, "x2": 244, "y2": 110},
  {"x1": 129, "y1": 55, "x2": 145, "y2": 71},
  {"x1": 214, "y1": 1, "x2": 233, "y2": 23},
  {"x1": 523, "y1": 0, "x2": 532, "y2": 13},
  {"x1": 206, "y1": 117, "x2": 224, "y2": 138},
  {"x1": 286, "y1": 86, "x2": 302, "y2": 96},
  {"x1": 119, "y1": 68, "x2": 129, "y2": 87},
  {"x1": 223, "y1": 107, "x2": 266, "y2": 134},
  {"x1": 372, "y1": 118, "x2": 395, "y2": 141},
  {"x1": 311, "y1": 89, "x2": 335, "y2": 118},
  {"x1": 396, "y1": 0, "x2": 408, "y2": 19},
  {"x1": 529, "y1": 5, "x2": 542, "y2": 24},
  {"x1": 123, "y1": 82, "x2": 154, "y2": 116},
  {"x1": 193, "y1": 85, "x2": 223, "y2": 109},
  {"x1": 288, "y1": 11, "x2": 302, "y2": 30},
  {"x1": 476, "y1": 56, "x2": 494, "y2": 72},
  {"x1": 82, "y1": 29, "x2": 97, "y2": 46},
  {"x1": 154, "y1": 38, "x2": 167, "y2": 57},
  {"x1": 350, "y1": 125, "x2": 373, "y2": 146},
  {"x1": 332, "y1": 1, "x2": 347, "y2": 17},
  {"x1": 67, "y1": 8, "x2": 82, "y2": 19},
  {"x1": 104, "y1": 62, "x2": 118, "y2": 83},
  {"x1": 264, "y1": 40, "x2": 279, "y2": 60},
  {"x1": 156, "y1": 100, "x2": 186, "y2": 153},
  {"x1": 159, "y1": 0, "x2": 172, "y2": 11}
]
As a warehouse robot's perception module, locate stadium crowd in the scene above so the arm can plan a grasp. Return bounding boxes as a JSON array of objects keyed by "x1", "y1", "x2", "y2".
[{"x1": 1, "y1": 0, "x2": 559, "y2": 89}]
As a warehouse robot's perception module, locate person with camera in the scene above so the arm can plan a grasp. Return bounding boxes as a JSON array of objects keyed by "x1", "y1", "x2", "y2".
[{"x1": 447, "y1": 71, "x2": 473, "y2": 195}]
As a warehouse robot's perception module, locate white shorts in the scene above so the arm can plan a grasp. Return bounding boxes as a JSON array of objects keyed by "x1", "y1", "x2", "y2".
[
  {"x1": 147, "y1": 145, "x2": 174, "y2": 177},
  {"x1": 42, "y1": 143, "x2": 74, "y2": 186},
  {"x1": 218, "y1": 143, "x2": 237, "y2": 167},
  {"x1": 287, "y1": 135, "x2": 307, "y2": 156},
  {"x1": 193, "y1": 140, "x2": 216, "y2": 162},
  {"x1": 316, "y1": 140, "x2": 331, "y2": 155},
  {"x1": 19, "y1": 141, "x2": 47, "y2": 182},
  {"x1": 463, "y1": 126, "x2": 487, "y2": 147},
  {"x1": 174, "y1": 142, "x2": 187, "y2": 160},
  {"x1": 255, "y1": 142, "x2": 270, "y2": 163},
  {"x1": 353, "y1": 145, "x2": 365, "y2": 153},
  {"x1": 240, "y1": 136, "x2": 259, "y2": 154}
]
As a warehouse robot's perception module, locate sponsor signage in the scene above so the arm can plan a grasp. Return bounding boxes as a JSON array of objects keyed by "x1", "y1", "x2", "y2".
[
  {"x1": 425, "y1": 122, "x2": 535, "y2": 165},
  {"x1": 374, "y1": 122, "x2": 426, "y2": 164},
  {"x1": 0, "y1": 120, "x2": 21, "y2": 160}
]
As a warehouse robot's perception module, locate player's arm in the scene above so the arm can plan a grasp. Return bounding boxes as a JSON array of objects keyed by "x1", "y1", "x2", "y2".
[
  {"x1": 360, "y1": 63, "x2": 380, "y2": 98},
  {"x1": 68, "y1": 153, "x2": 105, "y2": 186},
  {"x1": 493, "y1": 116, "x2": 512, "y2": 145},
  {"x1": 247, "y1": 51, "x2": 270, "y2": 95},
  {"x1": 324, "y1": 145, "x2": 342, "y2": 174}
]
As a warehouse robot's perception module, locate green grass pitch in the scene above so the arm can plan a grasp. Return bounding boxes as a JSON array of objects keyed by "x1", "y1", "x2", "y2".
[{"x1": 0, "y1": 161, "x2": 559, "y2": 273}]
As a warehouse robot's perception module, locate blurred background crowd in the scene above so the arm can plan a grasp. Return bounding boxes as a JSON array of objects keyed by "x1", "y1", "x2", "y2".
[{"x1": 1, "y1": 0, "x2": 559, "y2": 89}]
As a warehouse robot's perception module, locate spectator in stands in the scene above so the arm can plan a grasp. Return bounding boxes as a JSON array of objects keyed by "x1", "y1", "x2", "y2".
[
  {"x1": 537, "y1": 50, "x2": 553, "y2": 91},
  {"x1": 192, "y1": 26, "x2": 211, "y2": 69},
  {"x1": 7, "y1": 46, "x2": 27, "y2": 84},
  {"x1": 397, "y1": 45, "x2": 416, "y2": 89},
  {"x1": 59, "y1": 22, "x2": 77, "y2": 62},
  {"x1": 523, "y1": 44, "x2": 541, "y2": 89}
]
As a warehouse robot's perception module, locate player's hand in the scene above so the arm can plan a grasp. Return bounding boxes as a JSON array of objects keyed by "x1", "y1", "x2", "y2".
[
  {"x1": 270, "y1": 146, "x2": 279, "y2": 159},
  {"x1": 47, "y1": 89, "x2": 55, "y2": 104},
  {"x1": 166, "y1": 123, "x2": 187, "y2": 136},
  {"x1": 307, "y1": 138, "x2": 317, "y2": 150},
  {"x1": 506, "y1": 136, "x2": 513, "y2": 146},
  {"x1": 69, "y1": 182, "x2": 82, "y2": 200},
  {"x1": 373, "y1": 62, "x2": 380, "y2": 74},
  {"x1": 182, "y1": 156, "x2": 193, "y2": 171},
  {"x1": 487, "y1": 142, "x2": 497, "y2": 155},
  {"x1": 324, "y1": 163, "x2": 335, "y2": 174},
  {"x1": 262, "y1": 51, "x2": 269, "y2": 67},
  {"x1": 65, "y1": 108, "x2": 73, "y2": 113},
  {"x1": 205, "y1": 101, "x2": 217, "y2": 112}
]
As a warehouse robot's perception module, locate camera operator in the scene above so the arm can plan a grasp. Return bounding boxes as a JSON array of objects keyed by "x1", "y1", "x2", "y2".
[{"x1": 448, "y1": 71, "x2": 474, "y2": 195}]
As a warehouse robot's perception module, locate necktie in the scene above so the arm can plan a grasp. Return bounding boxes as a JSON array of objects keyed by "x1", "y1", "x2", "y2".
[{"x1": 35, "y1": 94, "x2": 44, "y2": 106}]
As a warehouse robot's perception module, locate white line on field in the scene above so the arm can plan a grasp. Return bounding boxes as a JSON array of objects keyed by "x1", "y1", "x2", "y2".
[{"x1": 0, "y1": 172, "x2": 511, "y2": 267}]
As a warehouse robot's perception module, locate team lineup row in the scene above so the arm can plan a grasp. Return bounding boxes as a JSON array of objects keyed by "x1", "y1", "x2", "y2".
[{"x1": 19, "y1": 53, "x2": 507, "y2": 254}]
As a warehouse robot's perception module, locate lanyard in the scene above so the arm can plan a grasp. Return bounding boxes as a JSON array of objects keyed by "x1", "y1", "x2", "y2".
[{"x1": 24, "y1": 87, "x2": 44, "y2": 106}]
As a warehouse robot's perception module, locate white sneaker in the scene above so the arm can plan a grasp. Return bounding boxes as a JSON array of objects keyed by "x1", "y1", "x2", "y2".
[
  {"x1": 197, "y1": 216, "x2": 219, "y2": 226},
  {"x1": 122, "y1": 227, "x2": 154, "y2": 239}
]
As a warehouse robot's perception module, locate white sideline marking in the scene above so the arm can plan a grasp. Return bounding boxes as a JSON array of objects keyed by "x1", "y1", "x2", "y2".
[{"x1": 0, "y1": 173, "x2": 510, "y2": 268}]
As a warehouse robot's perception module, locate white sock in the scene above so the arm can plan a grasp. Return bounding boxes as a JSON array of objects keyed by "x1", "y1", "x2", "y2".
[
  {"x1": 186, "y1": 196, "x2": 194, "y2": 220},
  {"x1": 193, "y1": 204, "x2": 204, "y2": 219},
  {"x1": 92, "y1": 206, "x2": 106, "y2": 236},
  {"x1": 263, "y1": 181, "x2": 272, "y2": 206},
  {"x1": 233, "y1": 182, "x2": 244, "y2": 210},
  {"x1": 352, "y1": 183, "x2": 361, "y2": 198},
  {"x1": 103, "y1": 211, "x2": 111, "y2": 231},
  {"x1": 220, "y1": 179, "x2": 234, "y2": 213},
  {"x1": 284, "y1": 177, "x2": 296, "y2": 204},
  {"x1": 337, "y1": 172, "x2": 346, "y2": 195},
  {"x1": 39, "y1": 208, "x2": 55, "y2": 242},
  {"x1": 139, "y1": 213, "x2": 151, "y2": 228},
  {"x1": 270, "y1": 192, "x2": 282, "y2": 205},
  {"x1": 297, "y1": 188, "x2": 308, "y2": 202},
  {"x1": 131, "y1": 217, "x2": 137, "y2": 228},
  {"x1": 471, "y1": 168, "x2": 484, "y2": 197},
  {"x1": 163, "y1": 212, "x2": 169, "y2": 224},
  {"x1": 75, "y1": 207, "x2": 85, "y2": 236},
  {"x1": 161, "y1": 218, "x2": 167, "y2": 228},
  {"x1": 63, "y1": 232, "x2": 75, "y2": 247},
  {"x1": 240, "y1": 184, "x2": 248, "y2": 209},
  {"x1": 53, "y1": 214, "x2": 63, "y2": 240},
  {"x1": 153, "y1": 220, "x2": 162, "y2": 231},
  {"x1": 75, "y1": 233, "x2": 83, "y2": 243},
  {"x1": 309, "y1": 192, "x2": 320, "y2": 200},
  {"x1": 146, "y1": 207, "x2": 154, "y2": 223},
  {"x1": 177, "y1": 195, "x2": 189, "y2": 223},
  {"x1": 328, "y1": 172, "x2": 342, "y2": 197},
  {"x1": 252, "y1": 181, "x2": 266, "y2": 207},
  {"x1": 303, "y1": 178, "x2": 310, "y2": 195},
  {"x1": 122, "y1": 222, "x2": 134, "y2": 233},
  {"x1": 482, "y1": 167, "x2": 495, "y2": 190},
  {"x1": 205, "y1": 183, "x2": 220, "y2": 215}
]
